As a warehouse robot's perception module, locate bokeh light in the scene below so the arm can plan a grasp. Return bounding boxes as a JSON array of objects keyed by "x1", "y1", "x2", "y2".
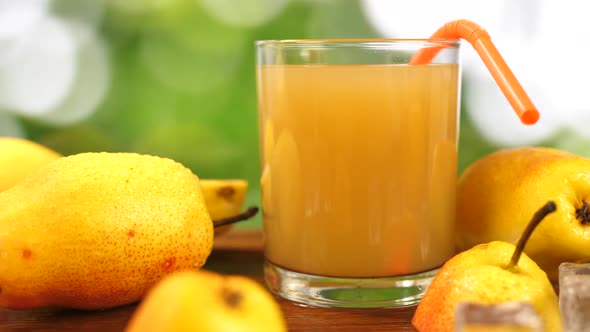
[{"x1": 3, "y1": 0, "x2": 587, "y2": 230}]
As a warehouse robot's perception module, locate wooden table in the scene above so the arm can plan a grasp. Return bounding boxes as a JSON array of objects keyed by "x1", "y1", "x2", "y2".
[{"x1": 0, "y1": 231, "x2": 417, "y2": 331}]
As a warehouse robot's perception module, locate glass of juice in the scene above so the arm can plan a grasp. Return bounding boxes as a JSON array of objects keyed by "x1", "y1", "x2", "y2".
[{"x1": 256, "y1": 39, "x2": 461, "y2": 308}]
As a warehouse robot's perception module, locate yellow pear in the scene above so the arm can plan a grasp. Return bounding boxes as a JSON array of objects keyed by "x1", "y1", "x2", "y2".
[
  {"x1": 0, "y1": 152, "x2": 213, "y2": 310},
  {"x1": 456, "y1": 147, "x2": 590, "y2": 281},
  {"x1": 413, "y1": 202, "x2": 562, "y2": 331},
  {"x1": 125, "y1": 270, "x2": 287, "y2": 332},
  {"x1": 0, "y1": 137, "x2": 61, "y2": 191},
  {"x1": 200, "y1": 179, "x2": 248, "y2": 236}
]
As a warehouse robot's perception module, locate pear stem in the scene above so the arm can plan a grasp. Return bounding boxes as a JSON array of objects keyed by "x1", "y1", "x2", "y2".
[
  {"x1": 508, "y1": 201, "x2": 557, "y2": 269},
  {"x1": 213, "y1": 206, "x2": 259, "y2": 228}
]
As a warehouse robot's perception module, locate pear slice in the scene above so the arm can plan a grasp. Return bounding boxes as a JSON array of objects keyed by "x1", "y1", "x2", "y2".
[{"x1": 200, "y1": 179, "x2": 248, "y2": 236}]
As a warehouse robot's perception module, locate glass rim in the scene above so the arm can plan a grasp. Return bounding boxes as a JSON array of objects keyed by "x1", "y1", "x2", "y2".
[{"x1": 256, "y1": 38, "x2": 460, "y2": 48}]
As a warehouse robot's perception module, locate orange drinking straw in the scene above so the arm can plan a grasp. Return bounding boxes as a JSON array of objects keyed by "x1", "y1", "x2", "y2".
[{"x1": 409, "y1": 19, "x2": 539, "y2": 125}]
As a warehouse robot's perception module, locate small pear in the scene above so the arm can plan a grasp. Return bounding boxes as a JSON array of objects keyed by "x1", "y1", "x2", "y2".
[
  {"x1": 0, "y1": 152, "x2": 213, "y2": 310},
  {"x1": 125, "y1": 270, "x2": 287, "y2": 332},
  {"x1": 0, "y1": 137, "x2": 61, "y2": 191},
  {"x1": 413, "y1": 202, "x2": 563, "y2": 331}
]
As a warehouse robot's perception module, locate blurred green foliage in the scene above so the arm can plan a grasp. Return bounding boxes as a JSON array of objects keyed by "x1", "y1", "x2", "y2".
[{"x1": 20, "y1": 0, "x2": 513, "y2": 229}]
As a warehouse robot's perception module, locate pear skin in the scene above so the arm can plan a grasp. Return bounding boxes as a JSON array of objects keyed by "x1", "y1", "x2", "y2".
[
  {"x1": 125, "y1": 270, "x2": 287, "y2": 332},
  {"x1": 412, "y1": 242, "x2": 562, "y2": 331},
  {"x1": 456, "y1": 147, "x2": 590, "y2": 281},
  {"x1": 0, "y1": 137, "x2": 61, "y2": 191},
  {"x1": 0, "y1": 152, "x2": 213, "y2": 310}
]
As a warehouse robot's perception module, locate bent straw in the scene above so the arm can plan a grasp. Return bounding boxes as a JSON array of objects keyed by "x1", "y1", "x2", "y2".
[{"x1": 409, "y1": 19, "x2": 539, "y2": 125}]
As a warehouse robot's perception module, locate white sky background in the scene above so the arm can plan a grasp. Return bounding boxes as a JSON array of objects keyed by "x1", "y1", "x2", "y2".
[
  {"x1": 362, "y1": 0, "x2": 590, "y2": 147},
  {"x1": 0, "y1": 0, "x2": 107, "y2": 133}
]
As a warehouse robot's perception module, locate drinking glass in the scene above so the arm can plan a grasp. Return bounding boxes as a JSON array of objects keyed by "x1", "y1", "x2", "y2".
[{"x1": 256, "y1": 39, "x2": 461, "y2": 308}]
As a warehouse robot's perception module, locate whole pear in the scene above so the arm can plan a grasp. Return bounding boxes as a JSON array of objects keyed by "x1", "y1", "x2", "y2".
[
  {"x1": 0, "y1": 137, "x2": 61, "y2": 191},
  {"x1": 0, "y1": 152, "x2": 213, "y2": 310},
  {"x1": 413, "y1": 202, "x2": 562, "y2": 331},
  {"x1": 125, "y1": 270, "x2": 287, "y2": 332},
  {"x1": 456, "y1": 147, "x2": 590, "y2": 281}
]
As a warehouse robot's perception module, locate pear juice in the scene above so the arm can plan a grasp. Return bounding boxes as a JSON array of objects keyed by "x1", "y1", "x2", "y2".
[{"x1": 257, "y1": 64, "x2": 459, "y2": 277}]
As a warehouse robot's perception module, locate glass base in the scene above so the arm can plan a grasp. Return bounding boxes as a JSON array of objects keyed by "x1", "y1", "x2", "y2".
[{"x1": 264, "y1": 259, "x2": 437, "y2": 308}]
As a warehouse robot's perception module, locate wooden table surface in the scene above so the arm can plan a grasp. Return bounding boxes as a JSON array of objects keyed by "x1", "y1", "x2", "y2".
[{"x1": 0, "y1": 231, "x2": 417, "y2": 331}]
